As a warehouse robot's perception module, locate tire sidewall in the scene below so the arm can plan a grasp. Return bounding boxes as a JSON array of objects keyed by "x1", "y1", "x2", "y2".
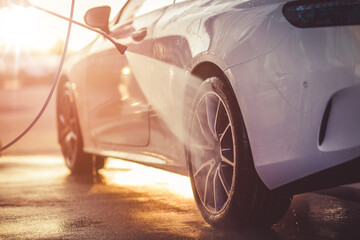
[{"x1": 187, "y1": 76, "x2": 248, "y2": 227}]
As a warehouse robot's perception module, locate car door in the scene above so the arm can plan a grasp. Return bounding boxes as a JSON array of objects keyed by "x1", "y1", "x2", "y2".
[{"x1": 84, "y1": 0, "x2": 172, "y2": 147}]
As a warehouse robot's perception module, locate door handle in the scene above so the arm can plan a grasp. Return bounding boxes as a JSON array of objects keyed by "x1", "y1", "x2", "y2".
[{"x1": 131, "y1": 28, "x2": 147, "y2": 42}]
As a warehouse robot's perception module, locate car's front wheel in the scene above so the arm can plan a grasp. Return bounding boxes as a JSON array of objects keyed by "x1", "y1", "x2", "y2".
[
  {"x1": 187, "y1": 76, "x2": 291, "y2": 228},
  {"x1": 56, "y1": 81, "x2": 105, "y2": 174}
]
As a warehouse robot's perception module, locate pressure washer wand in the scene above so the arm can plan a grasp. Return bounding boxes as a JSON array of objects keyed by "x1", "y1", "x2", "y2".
[
  {"x1": 31, "y1": 4, "x2": 127, "y2": 54},
  {"x1": 0, "y1": 0, "x2": 127, "y2": 54}
]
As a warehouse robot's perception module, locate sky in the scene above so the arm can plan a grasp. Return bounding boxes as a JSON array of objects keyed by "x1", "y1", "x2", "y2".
[{"x1": 0, "y1": 0, "x2": 126, "y2": 52}]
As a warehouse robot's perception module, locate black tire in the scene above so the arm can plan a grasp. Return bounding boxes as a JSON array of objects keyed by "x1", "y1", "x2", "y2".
[
  {"x1": 57, "y1": 81, "x2": 105, "y2": 174},
  {"x1": 187, "y1": 76, "x2": 292, "y2": 228}
]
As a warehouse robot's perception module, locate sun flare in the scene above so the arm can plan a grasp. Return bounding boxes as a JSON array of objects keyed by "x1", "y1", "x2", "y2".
[{"x1": 0, "y1": 6, "x2": 58, "y2": 52}]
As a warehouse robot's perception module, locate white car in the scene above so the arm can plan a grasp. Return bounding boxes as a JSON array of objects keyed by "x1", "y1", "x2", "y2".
[{"x1": 57, "y1": 0, "x2": 360, "y2": 228}]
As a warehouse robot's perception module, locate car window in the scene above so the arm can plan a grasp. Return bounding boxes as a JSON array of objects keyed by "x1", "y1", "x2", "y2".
[
  {"x1": 134, "y1": 1, "x2": 174, "y2": 17},
  {"x1": 116, "y1": 0, "x2": 173, "y2": 25}
]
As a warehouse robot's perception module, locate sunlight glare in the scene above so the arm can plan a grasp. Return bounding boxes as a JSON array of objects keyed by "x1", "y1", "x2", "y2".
[
  {"x1": 121, "y1": 66, "x2": 131, "y2": 75},
  {"x1": 0, "y1": 6, "x2": 57, "y2": 52},
  {"x1": 102, "y1": 158, "x2": 194, "y2": 199}
]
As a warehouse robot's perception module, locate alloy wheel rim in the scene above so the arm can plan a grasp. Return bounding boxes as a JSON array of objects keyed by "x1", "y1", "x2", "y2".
[
  {"x1": 58, "y1": 90, "x2": 78, "y2": 167},
  {"x1": 190, "y1": 91, "x2": 236, "y2": 213}
]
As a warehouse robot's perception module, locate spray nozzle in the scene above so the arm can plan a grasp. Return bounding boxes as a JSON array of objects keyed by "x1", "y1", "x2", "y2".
[{"x1": 115, "y1": 42, "x2": 128, "y2": 55}]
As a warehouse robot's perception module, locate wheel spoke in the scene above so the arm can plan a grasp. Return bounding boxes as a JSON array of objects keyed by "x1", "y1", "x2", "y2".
[
  {"x1": 59, "y1": 114, "x2": 66, "y2": 125},
  {"x1": 219, "y1": 168, "x2": 229, "y2": 196},
  {"x1": 219, "y1": 169, "x2": 230, "y2": 196},
  {"x1": 65, "y1": 131, "x2": 77, "y2": 143},
  {"x1": 219, "y1": 123, "x2": 231, "y2": 142},
  {"x1": 203, "y1": 160, "x2": 215, "y2": 206},
  {"x1": 213, "y1": 166, "x2": 219, "y2": 210},
  {"x1": 205, "y1": 96, "x2": 217, "y2": 138},
  {"x1": 213, "y1": 99, "x2": 221, "y2": 137},
  {"x1": 221, "y1": 155, "x2": 234, "y2": 167},
  {"x1": 194, "y1": 158, "x2": 215, "y2": 177},
  {"x1": 196, "y1": 112, "x2": 207, "y2": 139}
]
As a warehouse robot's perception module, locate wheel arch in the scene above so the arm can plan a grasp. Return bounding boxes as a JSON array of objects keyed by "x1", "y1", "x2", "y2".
[
  {"x1": 187, "y1": 61, "x2": 256, "y2": 172},
  {"x1": 191, "y1": 61, "x2": 225, "y2": 81},
  {"x1": 188, "y1": 60, "x2": 243, "y2": 107}
]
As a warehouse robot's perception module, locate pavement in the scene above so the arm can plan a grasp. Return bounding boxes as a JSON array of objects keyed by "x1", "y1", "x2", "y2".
[
  {"x1": 0, "y1": 85, "x2": 359, "y2": 239},
  {"x1": 0, "y1": 155, "x2": 359, "y2": 240}
]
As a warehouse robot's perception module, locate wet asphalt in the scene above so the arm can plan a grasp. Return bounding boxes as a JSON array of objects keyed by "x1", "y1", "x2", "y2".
[{"x1": 0, "y1": 155, "x2": 359, "y2": 240}]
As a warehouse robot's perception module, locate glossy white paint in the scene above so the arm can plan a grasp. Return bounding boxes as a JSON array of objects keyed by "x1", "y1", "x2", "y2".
[
  {"x1": 228, "y1": 24, "x2": 360, "y2": 188},
  {"x1": 61, "y1": 0, "x2": 360, "y2": 190}
]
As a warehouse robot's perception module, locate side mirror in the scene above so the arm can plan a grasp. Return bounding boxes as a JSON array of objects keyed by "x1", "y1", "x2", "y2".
[{"x1": 84, "y1": 6, "x2": 111, "y2": 34}]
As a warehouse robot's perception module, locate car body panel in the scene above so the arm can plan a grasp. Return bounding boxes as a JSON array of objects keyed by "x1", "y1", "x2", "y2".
[
  {"x1": 229, "y1": 24, "x2": 360, "y2": 188},
  {"x1": 61, "y1": 0, "x2": 360, "y2": 190},
  {"x1": 82, "y1": 9, "x2": 172, "y2": 147}
]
